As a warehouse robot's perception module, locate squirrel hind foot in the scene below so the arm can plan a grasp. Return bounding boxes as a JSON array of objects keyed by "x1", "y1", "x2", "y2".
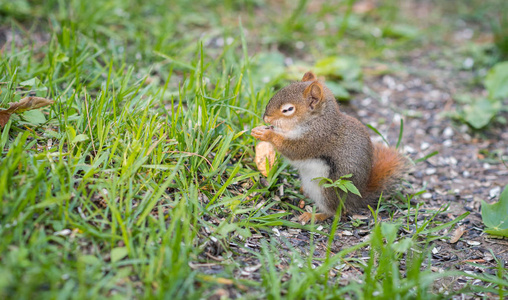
[{"x1": 298, "y1": 212, "x2": 333, "y2": 224}]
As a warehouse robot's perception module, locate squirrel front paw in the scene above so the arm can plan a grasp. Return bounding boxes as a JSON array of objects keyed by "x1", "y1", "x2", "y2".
[{"x1": 251, "y1": 126, "x2": 273, "y2": 142}]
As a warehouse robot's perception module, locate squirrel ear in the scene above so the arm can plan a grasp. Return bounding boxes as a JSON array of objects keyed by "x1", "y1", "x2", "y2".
[
  {"x1": 301, "y1": 71, "x2": 317, "y2": 82},
  {"x1": 303, "y1": 81, "x2": 324, "y2": 109}
]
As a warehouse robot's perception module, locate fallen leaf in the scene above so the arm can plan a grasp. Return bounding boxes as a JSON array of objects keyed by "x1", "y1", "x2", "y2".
[
  {"x1": 255, "y1": 141, "x2": 276, "y2": 177},
  {"x1": 0, "y1": 96, "x2": 54, "y2": 128},
  {"x1": 0, "y1": 113, "x2": 9, "y2": 128},
  {"x1": 449, "y1": 225, "x2": 465, "y2": 243}
]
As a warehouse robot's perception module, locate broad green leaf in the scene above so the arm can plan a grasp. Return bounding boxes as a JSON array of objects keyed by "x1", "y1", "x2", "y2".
[
  {"x1": 462, "y1": 97, "x2": 501, "y2": 129},
  {"x1": 381, "y1": 222, "x2": 399, "y2": 244},
  {"x1": 481, "y1": 185, "x2": 508, "y2": 237},
  {"x1": 314, "y1": 56, "x2": 361, "y2": 82},
  {"x1": 216, "y1": 222, "x2": 241, "y2": 237},
  {"x1": 252, "y1": 52, "x2": 286, "y2": 84},
  {"x1": 485, "y1": 228, "x2": 508, "y2": 237},
  {"x1": 56, "y1": 52, "x2": 69, "y2": 62},
  {"x1": 66, "y1": 126, "x2": 77, "y2": 142},
  {"x1": 344, "y1": 181, "x2": 361, "y2": 197},
  {"x1": 72, "y1": 134, "x2": 89, "y2": 144},
  {"x1": 19, "y1": 77, "x2": 40, "y2": 87},
  {"x1": 392, "y1": 237, "x2": 413, "y2": 253},
  {"x1": 80, "y1": 255, "x2": 100, "y2": 265},
  {"x1": 485, "y1": 61, "x2": 508, "y2": 99},
  {"x1": 111, "y1": 247, "x2": 129, "y2": 263},
  {"x1": 325, "y1": 81, "x2": 350, "y2": 100},
  {"x1": 21, "y1": 110, "x2": 46, "y2": 125}
]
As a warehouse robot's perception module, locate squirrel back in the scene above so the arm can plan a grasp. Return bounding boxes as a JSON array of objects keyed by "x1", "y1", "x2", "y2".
[{"x1": 251, "y1": 71, "x2": 408, "y2": 220}]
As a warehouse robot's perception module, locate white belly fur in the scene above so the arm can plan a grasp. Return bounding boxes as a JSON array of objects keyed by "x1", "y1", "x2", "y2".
[{"x1": 288, "y1": 158, "x2": 329, "y2": 212}]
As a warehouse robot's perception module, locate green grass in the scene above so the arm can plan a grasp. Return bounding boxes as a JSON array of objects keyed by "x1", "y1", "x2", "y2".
[{"x1": 1, "y1": 0, "x2": 507, "y2": 298}]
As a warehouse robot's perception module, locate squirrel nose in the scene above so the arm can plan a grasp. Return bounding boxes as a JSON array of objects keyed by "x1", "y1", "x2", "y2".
[{"x1": 263, "y1": 114, "x2": 270, "y2": 124}]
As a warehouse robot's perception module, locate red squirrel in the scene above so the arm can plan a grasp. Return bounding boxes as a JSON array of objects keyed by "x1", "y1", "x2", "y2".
[{"x1": 252, "y1": 71, "x2": 408, "y2": 223}]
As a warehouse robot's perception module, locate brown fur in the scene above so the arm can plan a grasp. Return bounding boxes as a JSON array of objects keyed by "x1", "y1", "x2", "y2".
[
  {"x1": 251, "y1": 71, "x2": 408, "y2": 222},
  {"x1": 367, "y1": 144, "x2": 407, "y2": 194}
]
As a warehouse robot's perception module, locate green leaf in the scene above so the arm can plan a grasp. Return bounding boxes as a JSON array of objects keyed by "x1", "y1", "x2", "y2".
[
  {"x1": 485, "y1": 228, "x2": 508, "y2": 237},
  {"x1": 383, "y1": 24, "x2": 419, "y2": 39},
  {"x1": 252, "y1": 52, "x2": 286, "y2": 84},
  {"x1": 216, "y1": 222, "x2": 241, "y2": 238},
  {"x1": 324, "y1": 81, "x2": 350, "y2": 100},
  {"x1": 80, "y1": 255, "x2": 100, "y2": 265},
  {"x1": 314, "y1": 56, "x2": 361, "y2": 82},
  {"x1": 19, "y1": 77, "x2": 40, "y2": 87},
  {"x1": 56, "y1": 52, "x2": 69, "y2": 63},
  {"x1": 481, "y1": 185, "x2": 508, "y2": 237},
  {"x1": 392, "y1": 237, "x2": 413, "y2": 253},
  {"x1": 111, "y1": 247, "x2": 129, "y2": 263},
  {"x1": 462, "y1": 97, "x2": 501, "y2": 129},
  {"x1": 381, "y1": 222, "x2": 399, "y2": 244},
  {"x1": 72, "y1": 134, "x2": 89, "y2": 144},
  {"x1": 21, "y1": 110, "x2": 46, "y2": 125},
  {"x1": 344, "y1": 181, "x2": 361, "y2": 197},
  {"x1": 485, "y1": 61, "x2": 508, "y2": 99}
]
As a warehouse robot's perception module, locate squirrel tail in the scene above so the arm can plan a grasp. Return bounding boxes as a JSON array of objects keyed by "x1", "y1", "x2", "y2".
[{"x1": 366, "y1": 144, "x2": 409, "y2": 194}]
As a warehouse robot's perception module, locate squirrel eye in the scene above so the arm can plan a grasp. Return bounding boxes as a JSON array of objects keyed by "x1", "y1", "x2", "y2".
[{"x1": 281, "y1": 103, "x2": 295, "y2": 116}]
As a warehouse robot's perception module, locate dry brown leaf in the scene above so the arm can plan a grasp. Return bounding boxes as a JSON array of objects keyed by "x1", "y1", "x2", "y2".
[
  {"x1": 449, "y1": 225, "x2": 466, "y2": 244},
  {"x1": 255, "y1": 141, "x2": 276, "y2": 177},
  {"x1": 0, "y1": 96, "x2": 55, "y2": 128},
  {"x1": 0, "y1": 113, "x2": 10, "y2": 128}
]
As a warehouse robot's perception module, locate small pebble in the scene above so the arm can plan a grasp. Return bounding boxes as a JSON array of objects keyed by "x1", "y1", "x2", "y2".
[
  {"x1": 426, "y1": 168, "x2": 437, "y2": 175},
  {"x1": 443, "y1": 140, "x2": 453, "y2": 147},
  {"x1": 463, "y1": 57, "x2": 474, "y2": 68},
  {"x1": 272, "y1": 228, "x2": 280, "y2": 236},
  {"x1": 420, "y1": 142, "x2": 430, "y2": 151},
  {"x1": 404, "y1": 145, "x2": 416, "y2": 154},
  {"x1": 362, "y1": 98, "x2": 372, "y2": 106},
  {"x1": 54, "y1": 229, "x2": 72, "y2": 236},
  {"x1": 483, "y1": 253, "x2": 494, "y2": 262},
  {"x1": 422, "y1": 193, "x2": 433, "y2": 199},
  {"x1": 443, "y1": 127, "x2": 454, "y2": 138},
  {"x1": 489, "y1": 186, "x2": 501, "y2": 199}
]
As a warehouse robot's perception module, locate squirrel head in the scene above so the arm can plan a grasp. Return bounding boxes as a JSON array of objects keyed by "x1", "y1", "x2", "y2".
[{"x1": 263, "y1": 71, "x2": 332, "y2": 132}]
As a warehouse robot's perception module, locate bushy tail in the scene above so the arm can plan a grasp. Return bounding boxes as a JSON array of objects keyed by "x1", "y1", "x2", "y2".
[{"x1": 367, "y1": 144, "x2": 409, "y2": 194}]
